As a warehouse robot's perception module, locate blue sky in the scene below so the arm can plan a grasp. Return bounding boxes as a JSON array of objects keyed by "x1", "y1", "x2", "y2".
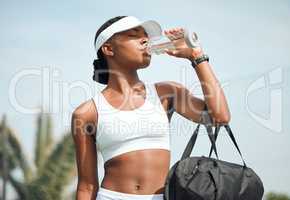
[{"x1": 1, "y1": 0, "x2": 290, "y2": 196}]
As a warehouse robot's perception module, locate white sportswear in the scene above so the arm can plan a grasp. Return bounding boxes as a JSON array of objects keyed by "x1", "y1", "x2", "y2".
[{"x1": 92, "y1": 82, "x2": 171, "y2": 164}]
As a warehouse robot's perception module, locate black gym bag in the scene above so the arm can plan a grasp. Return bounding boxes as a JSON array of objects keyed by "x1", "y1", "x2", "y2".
[{"x1": 163, "y1": 123, "x2": 264, "y2": 200}]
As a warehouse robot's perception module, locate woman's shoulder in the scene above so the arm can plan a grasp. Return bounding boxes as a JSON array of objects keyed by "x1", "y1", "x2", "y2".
[
  {"x1": 72, "y1": 99, "x2": 98, "y2": 122},
  {"x1": 154, "y1": 80, "x2": 183, "y2": 96}
]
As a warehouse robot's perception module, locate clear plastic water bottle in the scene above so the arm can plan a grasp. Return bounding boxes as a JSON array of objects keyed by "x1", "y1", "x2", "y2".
[{"x1": 146, "y1": 29, "x2": 200, "y2": 55}]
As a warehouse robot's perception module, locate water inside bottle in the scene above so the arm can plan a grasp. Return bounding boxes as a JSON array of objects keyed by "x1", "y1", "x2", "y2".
[{"x1": 146, "y1": 35, "x2": 177, "y2": 55}]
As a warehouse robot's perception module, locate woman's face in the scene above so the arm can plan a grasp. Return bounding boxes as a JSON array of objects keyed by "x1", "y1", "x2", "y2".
[{"x1": 109, "y1": 26, "x2": 151, "y2": 68}]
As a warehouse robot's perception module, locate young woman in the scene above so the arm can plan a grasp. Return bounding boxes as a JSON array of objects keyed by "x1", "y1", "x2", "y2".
[{"x1": 71, "y1": 16, "x2": 230, "y2": 200}]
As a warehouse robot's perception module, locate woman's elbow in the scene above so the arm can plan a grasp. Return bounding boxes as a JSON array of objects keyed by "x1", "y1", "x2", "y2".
[{"x1": 213, "y1": 112, "x2": 231, "y2": 124}]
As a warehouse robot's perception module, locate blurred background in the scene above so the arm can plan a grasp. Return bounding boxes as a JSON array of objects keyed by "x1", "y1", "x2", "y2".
[{"x1": 1, "y1": 0, "x2": 290, "y2": 199}]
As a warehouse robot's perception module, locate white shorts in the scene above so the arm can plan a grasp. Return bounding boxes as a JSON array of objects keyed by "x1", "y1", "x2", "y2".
[{"x1": 96, "y1": 187, "x2": 164, "y2": 200}]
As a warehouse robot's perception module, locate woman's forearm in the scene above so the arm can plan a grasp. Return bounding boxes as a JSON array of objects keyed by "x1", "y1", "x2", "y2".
[
  {"x1": 194, "y1": 61, "x2": 231, "y2": 123},
  {"x1": 162, "y1": 28, "x2": 231, "y2": 123}
]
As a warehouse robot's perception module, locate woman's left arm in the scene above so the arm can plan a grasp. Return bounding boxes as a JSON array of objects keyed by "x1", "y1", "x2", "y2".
[
  {"x1": 164, "y1": 28, "x2": 231, "y2": 125},
  {"x1": 190, "y1": 49, "x2": 231, "y2": 124}
]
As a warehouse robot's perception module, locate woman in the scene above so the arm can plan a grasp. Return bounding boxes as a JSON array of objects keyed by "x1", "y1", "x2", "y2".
[{"x1": 71, "y1": 16, "x2": 230, "y2": 200}]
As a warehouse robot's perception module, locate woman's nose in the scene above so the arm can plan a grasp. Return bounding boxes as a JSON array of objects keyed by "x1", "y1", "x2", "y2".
[{"x1": 141, "y1": 37, "x2": 149, "y2": 45}]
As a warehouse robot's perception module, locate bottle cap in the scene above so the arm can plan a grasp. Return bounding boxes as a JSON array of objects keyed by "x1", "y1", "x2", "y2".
[{"x1": 184, "y1": 29, "x2": 200, "y2": 48}]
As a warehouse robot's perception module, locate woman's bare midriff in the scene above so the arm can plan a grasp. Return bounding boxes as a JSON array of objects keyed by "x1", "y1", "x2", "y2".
[{"x1": 100, "y1": 149, "x2": 171, "y2": 195}]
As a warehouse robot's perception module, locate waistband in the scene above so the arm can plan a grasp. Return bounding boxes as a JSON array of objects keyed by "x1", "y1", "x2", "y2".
[{"x1": 98, "y1": 186, "x2": 164, "y2": 199}]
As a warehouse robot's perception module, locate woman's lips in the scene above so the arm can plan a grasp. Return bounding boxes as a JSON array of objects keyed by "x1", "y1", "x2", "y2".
[
  {"x1": 139, "y1": 46, "x2": 150, "y2": 56},
  {"x1": 142, "y1": 50, "x2": 151, "y2": 57},
  {"x1": 138, "y1": 44, "x2": 151, "y2": 58}
]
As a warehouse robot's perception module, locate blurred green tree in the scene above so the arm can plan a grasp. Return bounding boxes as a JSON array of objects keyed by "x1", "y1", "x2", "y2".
[
  {"x1": 266, "y1": 192, "x2": 290, "y2": 200},
  {"x1": 0, "y1": 113, "x2": 76, "y2": 200}
]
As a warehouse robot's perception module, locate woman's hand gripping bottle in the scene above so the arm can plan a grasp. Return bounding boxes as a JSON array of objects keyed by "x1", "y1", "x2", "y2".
[{"x1": 146, "y1": 28, "x2": 200, "y2": 55}]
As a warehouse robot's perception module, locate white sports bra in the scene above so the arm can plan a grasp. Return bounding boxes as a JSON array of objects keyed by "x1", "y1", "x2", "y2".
[{"x1": 92, "y1": 82, "x2": 171, "y2": 164}]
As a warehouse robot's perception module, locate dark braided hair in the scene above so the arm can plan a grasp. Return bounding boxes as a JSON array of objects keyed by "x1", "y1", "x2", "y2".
[{"x1": 93, "y1": 16, "x2": 127, "y2": 85}]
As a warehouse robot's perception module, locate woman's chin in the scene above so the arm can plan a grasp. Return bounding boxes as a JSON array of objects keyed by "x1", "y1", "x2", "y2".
[
  {"x1": 140, "y1": 58, "x2": 151, "y2": 68},
  {"x1": 138, "y1": 62, "x2": 149, "y2": 69},
  {"x1": 143, "y1": 54, "x2": 151, "y2": 64}
]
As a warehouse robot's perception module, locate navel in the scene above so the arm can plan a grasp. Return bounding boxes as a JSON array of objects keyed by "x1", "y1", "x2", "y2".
[{"x1": 135, "y1": 184, "x2": 141, "y2": 190}]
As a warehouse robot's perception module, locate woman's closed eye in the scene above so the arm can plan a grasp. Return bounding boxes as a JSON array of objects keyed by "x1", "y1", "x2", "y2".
[{"x1": 128, "y1": 34, "x2": 138, "y2": 37}]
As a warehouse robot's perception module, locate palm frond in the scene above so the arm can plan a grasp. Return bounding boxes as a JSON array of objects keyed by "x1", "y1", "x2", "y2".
[
  {"x1": 0, "y1": 115, "x2": 33, "y2": 181},
  {"x1": 8, "y1": 173, "x2": 28, "y2": 199},
  {"x1": 34, "y1": 113, "x2": 46, "y2": 171},
  {"x1": 0, "y1": 122, "x2": 17, "y2": 172},
  {"x1": 44, "y1": 114, "x2": 54, "y2": 157},
  {"x1": 6, "y1": 127, "x2": 33, "y2": 181},
  {"x1": 1, "y1": 113, "x2": 77, "y2": 200},
  {"x1": 28, "y1": 132, "x2": 76, "y2": 199}
]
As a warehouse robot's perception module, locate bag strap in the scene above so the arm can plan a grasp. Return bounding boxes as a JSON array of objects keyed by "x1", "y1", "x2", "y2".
[
  {"x1": 209, "y1": 124, "x2": 247, "y2": 167},
  {"x1": 208, "y1": 124, "x2": 220, "y2": 158},
  {"x1": 181, "y1": 104, "x2": 219, "y2": 160}
]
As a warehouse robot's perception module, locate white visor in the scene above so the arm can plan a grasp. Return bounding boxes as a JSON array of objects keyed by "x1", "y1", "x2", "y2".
[{"x1": 94, "y1": 16, "x2": 162, "y2": 58}]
